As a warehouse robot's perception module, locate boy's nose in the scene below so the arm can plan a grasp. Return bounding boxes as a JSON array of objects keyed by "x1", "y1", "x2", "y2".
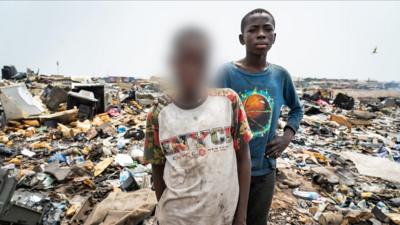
[{"x1": 256, "y1": 31, "x2": 266, "y2": 39}]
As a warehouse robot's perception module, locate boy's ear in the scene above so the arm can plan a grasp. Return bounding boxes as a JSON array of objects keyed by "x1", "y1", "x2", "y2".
[
  {"x1": 272, "y1": 33, "x2": 276, "y2": 44},
  {"x1": 239, "y1": 34, "x2": 245, "y2": 45}
]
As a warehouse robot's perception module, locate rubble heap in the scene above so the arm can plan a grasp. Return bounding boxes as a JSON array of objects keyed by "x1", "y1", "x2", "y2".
[
  {"x1": 0, "y1": 72, "x2": 159, "y2": 225},
  {"x1": 0, "y1": 69, "x2": 399, "y2": 225},
  {"x1": 270, "y1": 85, "x2": 400, "y2": 225}
]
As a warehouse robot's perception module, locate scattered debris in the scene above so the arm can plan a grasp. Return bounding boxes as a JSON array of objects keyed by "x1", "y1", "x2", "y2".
[
  {"x1": 0, "y1": 70, "x2": 399, "y2": 224},
  {"x1": 67, "y1": 90, "x2": 99, "y2": 120},
  {"x1": 341, "y1": 151, "x2": 400, "y2": 183},
  {"x1": 0, "y1": 70, "x2": 153, "y2": 225},
  {"x1": 333, "y1": 92, "x2": 355, "y2": 110},
  {"x1": 84, "y1": 189, "x2": 156, "y2": 225},
  {"x1": 0, "y1": 84, "x2": 44, "y2": 120},
  {"x1": 268, "y1": 79, "x2": 400, "y2": 224},
  {"x1": 41, "y1": 86, "x2": 69, "y2": 111}
]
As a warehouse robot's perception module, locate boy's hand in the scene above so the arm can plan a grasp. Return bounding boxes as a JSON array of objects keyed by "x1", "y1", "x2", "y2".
[
  {"x1": 153, "y1": 94, "x2": 172, "y2": 107},
  {"x1": 265, "y1": 128, "x2": 294, "y2": 158},
  {"x1": 232, "y1": 219, "x2": 246, "y2": 225},
  {"x1": 152, "y1": 164, "x2": 166, "y2": 201}
]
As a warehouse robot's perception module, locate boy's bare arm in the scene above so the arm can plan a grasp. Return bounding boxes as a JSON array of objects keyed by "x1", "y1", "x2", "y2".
[
  {"x1": 152, "y1": 164, "x2": 166, "y2": 201},
  {"x1": 233, "y1": 141, "x2": 251, "y2": 225}
]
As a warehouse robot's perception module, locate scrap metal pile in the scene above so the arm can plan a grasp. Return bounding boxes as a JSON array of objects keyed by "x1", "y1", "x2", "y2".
[
  {"x1": 0, "y1": 67, "x2": 160, "y2": 225},
  {"x1": 0, "y1": 66, "x2": 399, "y2": 225},
  {"x1": 270, "y1": 83, "x2": 400, "y2": 225}
]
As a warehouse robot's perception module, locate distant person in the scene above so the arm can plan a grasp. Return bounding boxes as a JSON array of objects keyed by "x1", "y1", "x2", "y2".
[
  {"x1": 144, "y1": 28, "x2": 252, "y2": 225},
  {"x1": 218, "y1": 9, "x2": 304, "y2": 225}
]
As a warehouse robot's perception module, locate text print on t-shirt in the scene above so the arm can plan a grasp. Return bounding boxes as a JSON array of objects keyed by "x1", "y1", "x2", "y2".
[{"x1": 160, "y1": 126, "x2": 233, "y2": 161}]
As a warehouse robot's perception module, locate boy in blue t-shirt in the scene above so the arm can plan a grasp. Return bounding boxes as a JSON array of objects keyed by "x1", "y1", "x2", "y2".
[{"x1": 218, "y1": 8, "x2": 304, "y2": 225}]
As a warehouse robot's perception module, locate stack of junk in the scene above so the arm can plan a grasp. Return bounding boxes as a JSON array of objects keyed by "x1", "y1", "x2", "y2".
[{"x1": 0, "y1": 65, "x2": 399, "y2": 225}]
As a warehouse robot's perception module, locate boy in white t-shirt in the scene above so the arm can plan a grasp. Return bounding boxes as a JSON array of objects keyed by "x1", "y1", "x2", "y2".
[{"x1": 144, "y1": 28, "x2": 253, "y2": 225}]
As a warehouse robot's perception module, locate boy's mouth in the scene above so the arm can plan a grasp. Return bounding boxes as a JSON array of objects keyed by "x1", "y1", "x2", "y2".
[{"x1": 255, "y1": 43, "x2": 268, "y2": 49}]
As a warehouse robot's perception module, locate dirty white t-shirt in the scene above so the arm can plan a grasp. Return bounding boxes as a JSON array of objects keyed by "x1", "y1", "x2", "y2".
[{"x1": 144, "y1": 89, "x2": 252, "y2": 225}]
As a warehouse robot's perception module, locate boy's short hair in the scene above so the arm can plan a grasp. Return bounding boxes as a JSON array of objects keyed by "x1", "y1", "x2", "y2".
[
  {"x1": 241, "y1": 8, "x2": 275, "y2": 33},
  {"x1": 173, "y1": 27, "x2": 209, "y2": 50}
]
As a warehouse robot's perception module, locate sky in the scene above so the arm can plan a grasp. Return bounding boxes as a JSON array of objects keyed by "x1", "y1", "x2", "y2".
[{"x1": 0, "y1": 1, "x2": 399, "y2": 81}]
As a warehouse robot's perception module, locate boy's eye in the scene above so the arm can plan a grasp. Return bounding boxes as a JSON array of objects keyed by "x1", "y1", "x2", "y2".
[{"x1": 263, "y1": 26, "x2": 274, "y2": 33}]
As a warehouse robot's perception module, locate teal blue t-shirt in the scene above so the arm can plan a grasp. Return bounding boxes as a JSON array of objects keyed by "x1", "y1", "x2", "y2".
[{"x1": 218, "y1": 63, "x2": 303, "y2": 176}]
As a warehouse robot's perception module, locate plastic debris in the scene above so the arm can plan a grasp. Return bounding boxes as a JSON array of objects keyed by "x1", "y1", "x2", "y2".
[
  {"x1": 21, "y1": 148, "x2": 36, "y2": 157},
  {"x1": 119, "y1": 168, "x2": 140, "y2": 191},
  {"x1": 115, "y1": 154, "x2": 134, "y2": 167},
  {"x1": 293, "y1": 188, "x2": 323, "y2": 202}
]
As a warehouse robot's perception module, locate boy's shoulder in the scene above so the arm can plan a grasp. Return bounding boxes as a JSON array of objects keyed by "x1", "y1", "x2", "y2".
[
  {"x1": 146, "y1": 100, "x2": 169, "y2": 123},
  {"x1": 269, "y1": 64, "x2": 292, "y2": 81},
  {"x1": 209, "y1": 88, "x2": 241, "y2": 103},
  {"x1": 220, "y1": 62, "x2": 242, "y2": 75},
  {"x1": 270, "y1": 63, "x2": 289, "y2": 73}
]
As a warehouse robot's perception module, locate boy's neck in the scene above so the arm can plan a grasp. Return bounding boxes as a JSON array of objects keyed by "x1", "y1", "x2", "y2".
[
  {"x1": 240, "y1": 52, "x2": 268, "y2": 73},
  {"x1": 174, "y1": 88, "x2": 208, "y2": 110}
]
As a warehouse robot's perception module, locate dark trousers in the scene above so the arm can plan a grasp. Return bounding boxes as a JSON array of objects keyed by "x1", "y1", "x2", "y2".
[{"x1": 246, "y1": 171, "x2": 276, "y2": 225}]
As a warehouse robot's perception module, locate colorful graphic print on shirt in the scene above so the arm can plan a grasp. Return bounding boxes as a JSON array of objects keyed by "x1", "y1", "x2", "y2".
[
  {"x1": 160, "y1": 126, "x2": 234, "y2": 161},
  {"x1": 240, "y1": 88, "x2": 274, "y2": 138}
]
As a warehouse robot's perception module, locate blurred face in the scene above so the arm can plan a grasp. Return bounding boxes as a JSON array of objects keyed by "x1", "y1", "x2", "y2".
[
  {"x1": 172, "y1": 35, "x2": 209, "y2": 94},
  {"x1": 240, "y1": 13, "x2": 276, "y2": 55}
]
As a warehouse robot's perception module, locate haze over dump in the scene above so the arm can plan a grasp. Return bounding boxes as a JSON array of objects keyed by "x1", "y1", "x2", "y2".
[{"x1": 0, "y1": 1, "x2": 399, "y2": 81}]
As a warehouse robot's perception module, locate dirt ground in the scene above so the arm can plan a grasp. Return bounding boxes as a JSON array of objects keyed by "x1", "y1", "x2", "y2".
[
  {"x1": 267, "y1": 167, "x2": 319, "y2": 225},
  {"x1": 333, "y1": 89, "x2": 400, "y2": 98}
]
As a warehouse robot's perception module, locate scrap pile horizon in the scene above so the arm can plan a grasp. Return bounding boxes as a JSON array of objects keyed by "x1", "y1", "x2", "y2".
[{"x1": 0, "y1": 65, "x2": 399, "y2": 225}]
